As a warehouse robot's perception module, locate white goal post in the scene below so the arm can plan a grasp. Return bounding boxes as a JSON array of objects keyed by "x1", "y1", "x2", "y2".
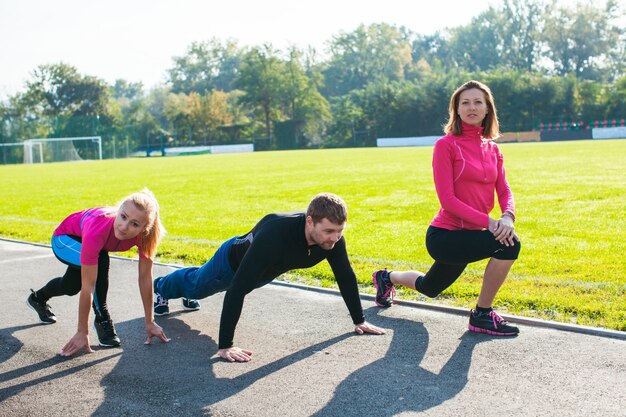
[
  {"x1": 0, "y1": 142, "x2": 29, "y2": 165},
  {"x1": 23, "y1": 136, "x2": 102, "y2": 164}
]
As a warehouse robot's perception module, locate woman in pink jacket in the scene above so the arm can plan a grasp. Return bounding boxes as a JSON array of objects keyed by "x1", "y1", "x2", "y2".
[
  {"x1": 27, "y1": 189, "x2": 172, "y2": 356},
  {"x1": 373, "y1": 80, "x2": 521, "y2": 336}
]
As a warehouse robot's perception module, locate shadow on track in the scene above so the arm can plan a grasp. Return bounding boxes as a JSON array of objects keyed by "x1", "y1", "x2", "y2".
[
  {"x1": 312, "y1": 307, "x2": 491, "y2": 417},
  {"x1": 0, "y1": 324, "x2": 121, "y2": 402},
  {"x1": 89, "y1": 307, "x2": 490, "y2": 416},
  {"x1": 92, "y1": 314, "x2": 353, "y2": 416}
]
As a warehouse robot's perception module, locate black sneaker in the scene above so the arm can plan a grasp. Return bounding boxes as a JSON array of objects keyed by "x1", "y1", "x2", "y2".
[
  {"x1": 94, "y1": 318, "x2": 121, "y2": 347},
  {"x1": 372, "y1": 269, "x2": 395, "y2": 308},
  {"x1": 182, "y1": 298, "x2": 201, "y2": 311},
  {"x1": 154, "y1": 280, "x2": 170, "y2": 316},
  {"x1": 26, "y1": 289, "x2": 57, "y2": 324},
  {"x1": 468, "y1": 309, "x2": 519, "y2": 336}
]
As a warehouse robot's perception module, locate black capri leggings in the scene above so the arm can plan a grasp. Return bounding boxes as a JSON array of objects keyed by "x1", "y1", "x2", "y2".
[
  {"x1": 38, "y1": 248, "x2": 111, "y2": 317},
  {"x1": 414, "y1": 225, "x2": 521, "y2": 298}
]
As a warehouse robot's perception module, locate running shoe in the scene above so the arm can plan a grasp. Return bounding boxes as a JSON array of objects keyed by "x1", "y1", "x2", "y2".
[
  {"x1": 94, "y1": 318, "x2": 121, "y2": 347},
  {"x1": 468, "y1": 309, "x2": 519, "y2": 336},
  {"x1": 182, "y1": 298, "x2": 201, "y2": 311},
  {"x1": 26, "y1": 289, "x2": 57, "y2": 324},
  {"x1": 372, "y1": 269, "x2": 395, "y2": 308},
  {"x1": 154, "y1": 279, "x2": 170, "y2": 316}
]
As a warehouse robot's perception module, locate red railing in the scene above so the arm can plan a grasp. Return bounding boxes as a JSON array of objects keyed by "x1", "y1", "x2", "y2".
[{"x1": 537, "y1": 119, "x2": 625, "y2": 131}]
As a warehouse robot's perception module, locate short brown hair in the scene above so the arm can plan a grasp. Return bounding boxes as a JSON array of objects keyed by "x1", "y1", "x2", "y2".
[
  {"x1": 306, "y1": 193, "x2": 348, "y2": 224},
  {"x1": 444, "y1": 80, "x2": 500, "y2": 139}
]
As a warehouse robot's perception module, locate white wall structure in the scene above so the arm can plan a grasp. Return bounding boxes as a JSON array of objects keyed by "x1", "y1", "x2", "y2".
[
  {"x1": 163, "y1": 143, "x2": 254, "y2": 156},
  {"x1": 209, "y1": 144, "x2": 255, "y2": 154},
  {"x1": 592, "y1": 127, "x2": 626, "y2": 139},
  {"x1": 376, "y1": 136, "x2": 439, "y2": 147}
]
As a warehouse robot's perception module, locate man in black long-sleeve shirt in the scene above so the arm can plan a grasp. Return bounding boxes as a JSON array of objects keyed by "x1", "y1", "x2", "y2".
[{"x1": 153, "y1": 193, "x2": 385, "y2": 362}]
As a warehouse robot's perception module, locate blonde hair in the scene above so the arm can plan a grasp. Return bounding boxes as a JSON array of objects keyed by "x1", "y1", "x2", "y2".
[
  {"x1": 118, "y1": 188, "x2": 166, "y2": 259},
  {"x1": 306, "y1": 192, "x2": 348, "y2": 224},
  {"x1": 444, "y1": 80, "x2": 500, "y2": 139}
]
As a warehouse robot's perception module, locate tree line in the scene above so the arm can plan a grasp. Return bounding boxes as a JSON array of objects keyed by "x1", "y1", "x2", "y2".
[{"x1": 1, "y1": 0, "x2": 624, "y2": 154}]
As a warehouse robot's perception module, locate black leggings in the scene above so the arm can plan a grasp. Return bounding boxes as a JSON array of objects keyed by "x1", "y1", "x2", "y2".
[
  {"x1": 37, "y1": 250, "x2": 111, "y2": 319},
  {"x1": 414, "y1": 226, "x2": 521, "y2": 298}
]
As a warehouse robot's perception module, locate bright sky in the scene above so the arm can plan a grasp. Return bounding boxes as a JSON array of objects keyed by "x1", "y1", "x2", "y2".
[{"x1": 0, "y1": 0, "x2": 497, "y2": 98}]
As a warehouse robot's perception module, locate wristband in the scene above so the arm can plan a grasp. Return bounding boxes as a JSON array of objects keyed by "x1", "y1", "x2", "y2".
[{"x1": 502, "y1": 211, "x2": 515, "y2": 222}]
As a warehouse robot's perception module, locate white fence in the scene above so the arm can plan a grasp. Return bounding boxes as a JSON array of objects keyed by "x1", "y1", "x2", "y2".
[
  {"x1": 376, "y1": 136, "x2": 439, "y2": 147},
  {"x1": 592, "y1": 127, "x2": 626, "y2": 139},
  {"x1": 162, "y1": 143, "x2": 254, "y2": 156}
]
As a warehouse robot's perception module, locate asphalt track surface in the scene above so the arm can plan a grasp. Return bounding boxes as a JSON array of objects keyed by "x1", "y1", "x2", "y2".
[{"x1": 1, "y1": 239, "x2": 625, "y2": 417}]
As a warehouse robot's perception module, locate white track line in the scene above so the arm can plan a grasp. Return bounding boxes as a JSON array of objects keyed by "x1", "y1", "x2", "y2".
[{"x1": 0, "y1": 254, "x2": 53, "y2": 264}]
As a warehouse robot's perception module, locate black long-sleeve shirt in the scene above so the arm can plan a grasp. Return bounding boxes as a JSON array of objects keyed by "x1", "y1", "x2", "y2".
[{"x1": 219, "y1": 211, "x2": 365, "y2": 349}]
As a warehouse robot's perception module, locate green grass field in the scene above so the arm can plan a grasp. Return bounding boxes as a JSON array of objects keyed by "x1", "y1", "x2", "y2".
[{"x1": 1, "y1": 139, "x2": 624, "y2": 330}]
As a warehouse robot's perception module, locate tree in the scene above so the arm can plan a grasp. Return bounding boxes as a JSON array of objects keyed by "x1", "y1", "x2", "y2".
[
  {"x1": 18, "y1": 63, "x2": 111, "y2": 138},
  {"x1": 604, "y1": 75, "x2": 626, "y2": 118},
  {"x1": 188, "y1": 91, "x2": 236, "y2": 145},
  {"x1": 125, "y1": 86, "x2": 173, "y2": 151},
  {"x1": 323, "y1": 23, "x2": 413, "y2": 97},
  {"x1": 235, "y1": 45, "x2": 286, "y2": 143},
  {"x1": 446, "y1": 8, "x2": 503, "y2": 71},
  {"x1": 163, "y1": 92, "x2": 193, "y2": 144},
  {"x1": 497, "y1": 0, "x2": 547, "y2": 72},
  {"x1": 110, "y1": 79, "x2": 145, "y2": 134},
  {"x1": 483, "y1": 70, "x2": 546, "y2": 131},
  {"x1": 326, "y1": 95, "x2": 367, "y2": 148},
  {"x1": 112, "y1": 79, "x2": 144, "y2": 101},
  {"x1": 542, "y1": 0, "x2": 624, "y2": 80},
  {"x1": 23, "y1": 63, "x2": 109, "y2": 117},
  {"x1": 168, "y1": 38, "x2": 245, "y2": 94},
  {"x1": 409, "y1": 32, "x2": 454, "y2": 77},
  {"x1": 279, "y1": 47, "x2": 331, "y2": 147},
  {"x1": 605, "y1": 17, "x2": 626, "y2": 81}
]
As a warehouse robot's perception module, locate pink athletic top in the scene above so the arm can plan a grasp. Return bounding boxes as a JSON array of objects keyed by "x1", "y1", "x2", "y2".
[
  {"x1": 54, "y1": 207, "x2": 146, "y2": 265},
  {"x1": 430, "y1": 122, "x2": 515, "y2": 231}
]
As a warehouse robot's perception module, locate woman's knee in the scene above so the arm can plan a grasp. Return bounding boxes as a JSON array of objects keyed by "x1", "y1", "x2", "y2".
[
  {"x1": 495, "y1": 239, "x2": 521, "y2": 261},
  {"x1": 415, "y1": 275, "x2": 443, "y2": 298},
  {"x1": 62, "y1": 280, "x2": 81, "y2": 296},
  {"x1": 59, "y1": 268, "x2": 82, "y2": 295},
  {"x1": 421, "y1": 288, "x2": 442, "y2": 298}
]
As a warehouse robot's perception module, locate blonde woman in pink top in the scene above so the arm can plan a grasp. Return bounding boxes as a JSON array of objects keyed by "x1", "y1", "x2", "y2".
[
  {"x1": 373, "y1": 80, "x2": 521, "y2": 336},
  {"x1": 27, "y1": 189, "x2": 173, "y2": 356}
]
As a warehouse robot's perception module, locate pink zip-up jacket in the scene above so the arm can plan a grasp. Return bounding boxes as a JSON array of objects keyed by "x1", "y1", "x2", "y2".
[
  {"x1": 54, "y1": 207, "x2": 146, "y2": 265},
  {"x1": 430, "y1": 122, "x2": 515, "y2": 231}
]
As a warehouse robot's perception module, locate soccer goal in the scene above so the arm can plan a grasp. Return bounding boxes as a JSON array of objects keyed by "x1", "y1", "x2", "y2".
[
  {"x1": 23, "y1": 136, "x2": 102, "y2": 164},
  {"x1": 0, "y1": 143, "x2": 27, "y2": 165}
]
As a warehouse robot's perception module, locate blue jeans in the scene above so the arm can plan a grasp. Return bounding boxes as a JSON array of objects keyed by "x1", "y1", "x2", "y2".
[{"x1": 156, "y1": 237, "x2": 236, "y2": 300}]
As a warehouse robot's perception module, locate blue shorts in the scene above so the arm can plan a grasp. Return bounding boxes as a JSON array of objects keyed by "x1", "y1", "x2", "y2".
[{"x1": 51, "y1": 234, "x2": 82, "y2": 267}]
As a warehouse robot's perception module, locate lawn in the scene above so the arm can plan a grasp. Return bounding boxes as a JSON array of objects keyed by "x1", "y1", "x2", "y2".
[{"x1": 1, "y1": 139, "x2": 624, "y2": 330}]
